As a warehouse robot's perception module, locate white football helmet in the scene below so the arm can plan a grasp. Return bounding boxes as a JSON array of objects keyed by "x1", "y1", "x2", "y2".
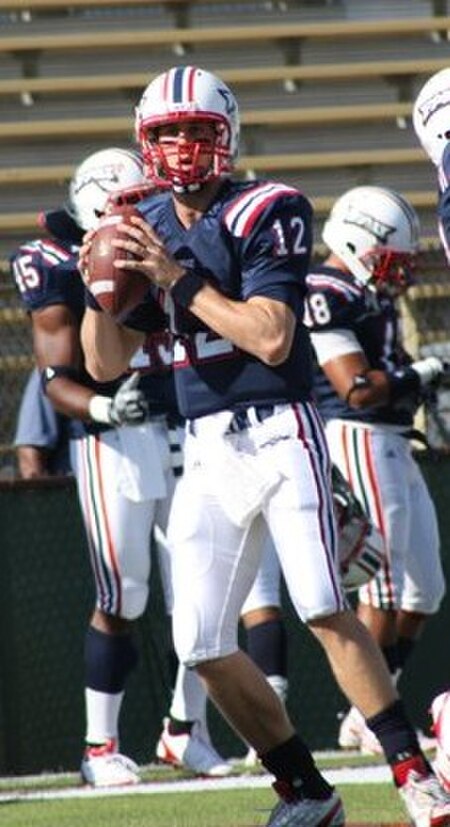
[
  {"x1": 135, "y1": 65, "x2": 239, "y2": 192},
  {"x1": 68, "y1": 147, "x2": 149, "y2": 231},
  {"x1": 332, "y1": 465, "x2": 385, "y2": 593},
  {"x1": 413, "y1": 68, "x2": 450, "y2": 167},
  {"x1": 322, "y1": 185, "x2": 420, "y2": 293}
]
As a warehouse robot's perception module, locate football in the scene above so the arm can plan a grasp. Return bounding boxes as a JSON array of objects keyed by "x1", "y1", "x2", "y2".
[{"x1": 86, "y1": 204, "x2": 150, "y2": 320}]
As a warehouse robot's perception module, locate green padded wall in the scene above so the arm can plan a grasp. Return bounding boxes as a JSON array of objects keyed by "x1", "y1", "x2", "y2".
[
  {"x1": 0, "y1": 478, "x2": 173, "y2": 774},
  {"x1": 1, "y1": 454, "x2": 449, "y2": 773}
]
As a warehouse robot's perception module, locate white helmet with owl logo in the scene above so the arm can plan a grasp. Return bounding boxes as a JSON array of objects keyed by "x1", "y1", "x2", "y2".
[
  {"x1": 322, "y1": 186, "x2": 420, "y2": 294},
  {"x1": 68, "y1": 148, "x2": 147, "y2": 231},
  {"x1": 413, "y1": 67, "x2": 450, "y2": 167}
]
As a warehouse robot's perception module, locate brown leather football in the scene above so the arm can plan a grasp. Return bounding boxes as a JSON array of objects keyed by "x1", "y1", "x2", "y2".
[{"x1": 86, "y1": 204, "x2": 150, "y2": 320}]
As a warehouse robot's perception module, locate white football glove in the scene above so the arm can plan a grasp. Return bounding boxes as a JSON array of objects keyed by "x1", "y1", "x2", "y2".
[
  {"x1": 89, "y1": 372, "x2": 149, "y2": 426},
  {"x1": 410, "y1": 356, "x2": 445, "y2": 388}
]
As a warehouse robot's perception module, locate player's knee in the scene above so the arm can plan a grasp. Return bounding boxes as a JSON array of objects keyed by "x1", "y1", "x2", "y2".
[
  {"x1": 402, "y1": 572, "x2": 447, "y2": 616},
  {"x1": 120, "y1": 582, "x2": 149, "y2": 621},
  {"x1": 431, "y1": 577, "x2": 446, "y2": 613},
  {"x1": 408, "y1": 589, "x2": 446, "y2": 616},
  {"x1": 174, "y1": 632, "x2": 238, "y2": 667},
  {"x1": 173, "y1": 607, "x2": 239, "y2": 666}
]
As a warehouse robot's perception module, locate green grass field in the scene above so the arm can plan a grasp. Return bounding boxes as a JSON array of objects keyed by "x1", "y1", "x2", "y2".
[
  {"x1": 0, "y1": 780, "x2": 407, "y2": 827},
  {"x1": 0, "y1": 785, "x2": 406, "y2": 827}
]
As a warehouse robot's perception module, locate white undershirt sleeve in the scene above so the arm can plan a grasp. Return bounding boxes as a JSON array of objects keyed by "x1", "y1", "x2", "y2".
[{"x1": 310, "y1": 328, "x2": 363, "y2": 366}]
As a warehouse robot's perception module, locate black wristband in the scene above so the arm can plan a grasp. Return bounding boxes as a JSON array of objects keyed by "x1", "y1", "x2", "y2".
[
  {"x1": 41, "y1": 364, "x2": 81, "y2": 393},
  {"x1": 387, "y1": 366, "x2": 421, "y2": 403},
  {"x1": 345, "y1": 372, "x2": 372, "y2": 405},
  {"x1": 170, "y1": 270, "x2": 204, "y2": 308}
]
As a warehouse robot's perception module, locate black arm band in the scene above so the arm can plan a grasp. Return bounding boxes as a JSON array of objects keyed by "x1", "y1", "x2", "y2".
[
  {"x1": 170, "y1": 269, "x2": 205, "y2": 308},
  {"x1": 387, "y1": 367, "x2": 421, "y2": 403},
  {"x1": 41, "y1": 365, "x2": 81, "y2": 393}
]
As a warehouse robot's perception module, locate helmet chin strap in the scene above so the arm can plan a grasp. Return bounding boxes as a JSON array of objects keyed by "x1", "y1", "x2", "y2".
[
  {"x1": 349, "y1": 258, "x2": 376, "y2": 291},
  {"x1": 334, "y1": 245, "x2": 376, "y2": 291}
]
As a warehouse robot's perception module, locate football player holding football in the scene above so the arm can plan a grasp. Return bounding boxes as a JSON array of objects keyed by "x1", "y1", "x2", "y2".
[
  {"x1": 10, "y1": 147, "x2": 230, "y2": 785},
  {"x1": 305, "y1": 185, "x2": 446, "y2": 755},
  {"x1": 80, "y1": 66, "x2": 450, "y2": 826}
]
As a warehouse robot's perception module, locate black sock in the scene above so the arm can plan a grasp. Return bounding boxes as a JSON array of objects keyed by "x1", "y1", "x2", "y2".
[
  {"x1": 381, "y1": 644, "x2": 399, "y2": 676},
  {"x1": 261, "y1": 734, "x2": 333, "y2": 801},
  {"x1": 366, "y1": 699, "x2": 427, "y2": 766},
  {"x1": 246, "y1": 619, "x2": 287, "y2": 678},
  {"x1": 397, "y1": 636, "x2": 415, "y2": 671},
  {"x1": 85, "y1": 626, "x2": 138, "y2": 693}
]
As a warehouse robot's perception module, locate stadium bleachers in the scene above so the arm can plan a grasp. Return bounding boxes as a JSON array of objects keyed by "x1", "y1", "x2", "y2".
[
  {"x1": 0, "y1": 56, "x2": 449, "y2": 100},
  {"x1": 1, "y1": 7, "x2": 449, "y2": 249},
  {"x1": 1, "y1": 0, "x2": 450, "y2": 469}
]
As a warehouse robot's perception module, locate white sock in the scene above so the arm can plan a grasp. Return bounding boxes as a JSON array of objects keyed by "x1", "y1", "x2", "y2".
[
  {"x1": 170, "y1": 665, "x2": 207, "y2": 724},
  {"x1": 85, "y1": 687, "x2": 124, "y2": 745},
  {"x1": 267, "y1": 674, "x2": 288, "y2": 705}
]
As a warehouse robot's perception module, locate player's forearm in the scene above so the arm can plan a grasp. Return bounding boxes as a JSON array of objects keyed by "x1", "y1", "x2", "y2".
[
  {"x1": 111, "y1": 219, "x2": 295, "y2": 363},
  {"x1": 176, "y1": 280, "x2": 295, "y2": 365},
  {"x1": 81, "y1": 307, "x2": 143, "y2": 380},
  {"x1": 45, "y1": 376, "x2": 96, "y2": 421}
]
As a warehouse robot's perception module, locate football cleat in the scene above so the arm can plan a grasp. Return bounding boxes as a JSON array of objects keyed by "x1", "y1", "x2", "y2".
[
  {"x1": 244, "y1": 746, "x2": 260, "y2": 768},
  {"x1": 431, "y1": 691, "x2": 450, "y2": 791},
  {"x1": 156, "y1": 718, "x2": 231, "y2": 777},
  {"x1": 398, "y1": 768, "x2": 450, "y2": 827},
  {"x1": 337, "y1": 706, "x2": 382, "y2": 754},
  {"x1": 80, "y1": 738, "x2": 140, "y2": 787},
  {"x1": 266, "y1": 788, "x2": 345, "y2": 827}
]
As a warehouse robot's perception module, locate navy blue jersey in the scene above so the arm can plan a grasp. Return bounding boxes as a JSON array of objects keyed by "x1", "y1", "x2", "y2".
[
  {"x1": 305, "y1": 264, "x2": 416, "y2": 426},
  {"x1": 10, "y1": 211, "x2": 179, "y2": 435},
  {"x1": 85, "y1": 290, "x2": 178, "y2": 416},
  {"x1": 438, "y1": 142, "x2": 450, "y2": 264},
  {"x1": 137, "y1": 179, "x2": 314, "y2": 418},
  {"x1": 11, "y1": 236, "x2": 85, "y2": 320}
]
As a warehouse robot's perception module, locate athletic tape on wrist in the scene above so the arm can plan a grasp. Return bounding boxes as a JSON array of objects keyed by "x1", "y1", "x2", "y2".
[{"x1": 88, "y1": 394, "x2": 113, "y2": 425}]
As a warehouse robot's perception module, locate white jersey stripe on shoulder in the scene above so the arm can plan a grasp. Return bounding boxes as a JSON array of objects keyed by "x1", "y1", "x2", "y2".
[
  {"x1": 439, "y1": 165, "x2": 449, "y2": 192},
  {"x1": 307, "y1": 273, "x2": 361, "y2": 300},
  {"x1": 19, "y1": 239, "x2": 72, "y2": 265},
  {"x1": 224, "y1": 183, "x2": 299, "y2": 237},
  {"x1": 224, "y1": 183, "x2": 279, "y2": 227},
  {"x1": 438, "y1": 220, "x2": 450, "y2": 265}
]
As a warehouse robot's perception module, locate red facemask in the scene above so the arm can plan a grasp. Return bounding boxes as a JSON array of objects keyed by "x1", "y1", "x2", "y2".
[{"x1": 361, "y1": 248, "x2": 417, "y2": 296}]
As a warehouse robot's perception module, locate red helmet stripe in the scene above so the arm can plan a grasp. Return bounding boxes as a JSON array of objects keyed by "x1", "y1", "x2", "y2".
[
  {"x1": 187, "y1": 66, "x2": 196, "y2": 102},
  {"x1": 162, "y1": 68, "x2": 171, "y2": 102}
]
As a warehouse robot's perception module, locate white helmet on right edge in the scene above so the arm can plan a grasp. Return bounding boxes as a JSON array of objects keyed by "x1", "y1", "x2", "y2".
[
  {"x1": 322, "y1": 185, "x2": 420, "y2": 292},
  {"x1": 413, "y1": 67, "x2": 450, "y2": 167}
]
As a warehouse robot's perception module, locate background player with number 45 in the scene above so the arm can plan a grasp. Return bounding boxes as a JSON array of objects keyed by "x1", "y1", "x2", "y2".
[{"x1": 10, "y1": 146, "x2": 230, "y2": 787}]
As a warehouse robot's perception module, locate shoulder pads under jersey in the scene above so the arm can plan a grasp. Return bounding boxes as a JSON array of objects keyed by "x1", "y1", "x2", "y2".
[{"x1": 223, "y1": 181, "x2": 303, "y2": 238}]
